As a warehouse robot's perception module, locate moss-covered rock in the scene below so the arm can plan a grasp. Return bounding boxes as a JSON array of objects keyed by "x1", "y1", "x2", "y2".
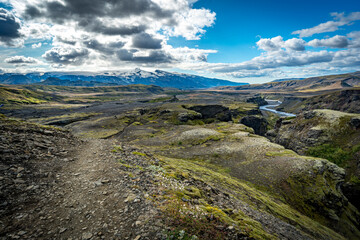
[{"x1": 269, "y1": 109, "x2": 360, "y2": 211}]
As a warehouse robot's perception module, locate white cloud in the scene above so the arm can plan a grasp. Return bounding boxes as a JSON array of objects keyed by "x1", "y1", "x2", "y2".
[
  {"x1": 293, "y1": 12, "x2": 360, "y2": 37},
  {"x1": 4, "y1": 55, "x2": 38, "y2": 64},
  {"x1": 347, "y1": 31, "x2": 360, "y2": 48},
  {"x1": 2, "y1": 0, "x2": 216, "y2": 69},
  {"x1": 256, "y1": 36, "x2": 306, "y2": 52},
  {"x1": 31, "y1": 42, "x2": 42, "y2": 48},
  {"x1": 256, "y1": 36, "x2": 283, "y2": 51},
  {"x1": 165, "y1": 8, "x2": 216, "y2": 40},
  {"x1": 21, "y1": 23, "x2": 52, "y2": 40},
  {"x1": 42, "y1": 46, "x2": 89, "y2": 66},
  {"x1": 284, "y1": 38, "x2": 306, "y2": 51},
  {"x1": 209, "y1": 50, "x2": 333, "y2": 74},
  {"x1": 308, "y1": 35, "x2": 349, "y2": 48}
]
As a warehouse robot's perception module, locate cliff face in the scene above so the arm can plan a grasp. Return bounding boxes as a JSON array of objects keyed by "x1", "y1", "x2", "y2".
[{"x1": 267, "y1": 109, "x2": 360, "y2": 212}]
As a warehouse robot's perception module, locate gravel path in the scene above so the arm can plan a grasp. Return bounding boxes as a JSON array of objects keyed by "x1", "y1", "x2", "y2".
[{"x1": 0, "y1": 120, "x2": 164, "y2": 240}]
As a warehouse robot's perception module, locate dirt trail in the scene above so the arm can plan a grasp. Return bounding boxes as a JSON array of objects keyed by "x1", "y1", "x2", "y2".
[
  {"x1": 1, "y1": 127, "x2": 163, "y2": 240},
  {"x1": 38, "y1": 139, "x2": 163, "y2": 240}
]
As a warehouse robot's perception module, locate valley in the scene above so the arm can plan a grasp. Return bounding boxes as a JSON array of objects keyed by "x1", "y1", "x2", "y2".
[{"x1": 1, "y1": 71, "x2": 360, "y2": 239}]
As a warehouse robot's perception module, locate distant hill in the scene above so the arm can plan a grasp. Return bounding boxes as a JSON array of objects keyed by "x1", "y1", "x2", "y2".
[
  {"x1": 0, "y1": 86, "x2": 58, "y2": 104},
  {"x1": 0, "y1": 69, "x2": 248, "y2": 89},
  {"x1": 278, "y1": 88, "x2": 360, "y2": 114},
  {"x1": 271, "y1": 78, "x2": 305, "y2": 82},
  {"x1": 215, "y1": 72, "x2": 360, "y2": 92}
]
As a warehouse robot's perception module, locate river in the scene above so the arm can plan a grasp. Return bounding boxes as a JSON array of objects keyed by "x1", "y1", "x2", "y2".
[{"x1": 259, "y1": 99, "x2": 296, "y2": 117}]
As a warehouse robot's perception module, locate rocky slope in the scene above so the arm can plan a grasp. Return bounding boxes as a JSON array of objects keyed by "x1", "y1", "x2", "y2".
[
  {"x1": 277, "y1": 89, "x2": 360, "y2": 114},
  {"x1": 267, "y1": 109, "x2": 360, "y2": 210}
]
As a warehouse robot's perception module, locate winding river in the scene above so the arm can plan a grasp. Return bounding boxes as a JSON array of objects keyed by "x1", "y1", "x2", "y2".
[{"x1": 259, "y1": 99, "x2": 296, "y2": 117}]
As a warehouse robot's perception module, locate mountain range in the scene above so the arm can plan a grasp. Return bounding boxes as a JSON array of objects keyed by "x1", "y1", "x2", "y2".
[{"x1": 0, "y1": 69, "x2": 248, "y2": 89}]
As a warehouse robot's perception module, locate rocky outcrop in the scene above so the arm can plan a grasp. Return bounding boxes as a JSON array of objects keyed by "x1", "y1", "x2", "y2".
[
  {"x1": 187, "y1": 105, "x2": 232, "y2": 122},
  {"x1": 268, "y1": 109, "x2": 360, "y2": 154},
  {"x1": 246, "y1": 96, "x2": 268, "y2": 106},
  {"x1": 240, "y1": 115, "x2": 268, "y2": 135},
  {"x1": 267, "y1": 109, "x2": 360, "y2": 211},
  {"x1": 177, "y1": 111, "x2": 202, "y2": 122}
]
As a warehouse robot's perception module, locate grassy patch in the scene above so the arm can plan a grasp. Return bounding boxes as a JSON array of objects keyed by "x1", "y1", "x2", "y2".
[
  {"x1": 132, "y1": 151, "x2": 147, "y2": 157},
  {"x1": 266, "y1": 149, "x2": 297, "y2": 157},
  {"x1": 79, "y1": 129, "x2": 120, "y2": 139},
  {"x1": 191, "y1": 135, "x2": 223, "y2": 146},
  {"x1": 149, "y1": 96, "x2": 173, "y2": 103},
  {"x1": 112, "y1": 145, "x2": 124, "y2": 153},
  {"x1": 161, "y1": 198, "x2": 229, "y2": 240},
  {"x1": 306, "y1": 144, "x2": 352, "y2": 166},
  {"x1": 157, "y1": 156, "x2": 345, "y2": 240},
  {"x1": 0, "y1": 87, "x2": 52, "y2": 104},
  {"x1": 349, "y1": 175, "x2": 360, "y2": 184}
]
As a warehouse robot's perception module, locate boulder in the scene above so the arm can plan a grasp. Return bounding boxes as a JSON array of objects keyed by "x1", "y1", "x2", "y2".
[
  {"x1": 240, "y1": 115, "x2": 268, "y2": 135},
  {"x1": 187, "y1": 105, "x2": 232, "y2": 122},
  {"x1": 350, "y1": 117, "x2": 360, "y2": 129},
  {"x1": 177, "y1": 112, "x2": 202, "y2": 122}
]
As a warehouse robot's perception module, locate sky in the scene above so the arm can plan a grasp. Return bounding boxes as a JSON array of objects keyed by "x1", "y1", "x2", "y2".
[{"x1": 0, "y1": 0, "x2": 360, "y2": 83}]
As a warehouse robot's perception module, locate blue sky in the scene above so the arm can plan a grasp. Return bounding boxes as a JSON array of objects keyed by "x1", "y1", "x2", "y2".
[
  {"x1": 0, "y1": 0, "x2": 360, "y2": 83},
  {"x1": 191, "y1": 0, "x2": 360, "y2": 62}
]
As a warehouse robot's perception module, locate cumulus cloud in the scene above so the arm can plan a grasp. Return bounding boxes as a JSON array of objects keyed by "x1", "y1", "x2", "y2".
[
  {"x1": 32, "y1": 42, "x2": 42, "y2": 48},
  {"x1": 331, "y1": 48, "x2": 360, "y2": 67},
  {"x1": 0, "y1": 8, "x2": 23, "y2": 46},
  {"x1": 116, "y1": 49, "x2": 174, "y2": 63},
  {"x1": 284, "y1": 38, "x2": 306, "y2": 51},
  {"x1": 256, "y1": 36, "x2": 283, "y2": 51},
  {"x1": 23, "y1": 0, "x2": 172, "y2": 23},
  {"x1": 79, "y1": 19, "x2": 147, "y2": 36},
  {"x1": 199, "y1": 50, "x2": 334, "y2": 78},
  {"x1": 164, "y1": 7, "x2": 216, "y2": 40},
  {"x1": 83, "y1": 39, "x2": 125, "y2": 54},
  {"x1": 18, "y1": 0, "x2": 215, "y2": 41},
  {"x1": 308, "y1": 35, "x2": 349, "y2": 48},
  {"x1": 4, "y1": 56, "x2": 38, "y2": 64},
  {"x1": 132, "y1": 33, "x2": 162, "y2": 49},
  {"x1": 256, "y1": 36, "x2": 306, "y2": 52},
  {"x1": 42, "y1": 47, "x2": 89, "y2": 65},
  {"x1": 2, "y1": 0, "x2": 216, "y2": 68},
  {"x1": 22, "y1": 22, "x2": 52, "y2": 40},
  {"x1": 293, "y1": 12, "x2": 360, "y2": 37},
  {"x1": 347, "y1": 31, "x2": 360, "y2": 48},
  {"x1": 165, "y1": 46, "x2": 217, "y2": 62}
]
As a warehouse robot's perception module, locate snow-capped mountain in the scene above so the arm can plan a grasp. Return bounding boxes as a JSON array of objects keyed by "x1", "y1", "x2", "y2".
[{"x1": 0, "y1": 69, "x2": 248, "y2": 89}]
